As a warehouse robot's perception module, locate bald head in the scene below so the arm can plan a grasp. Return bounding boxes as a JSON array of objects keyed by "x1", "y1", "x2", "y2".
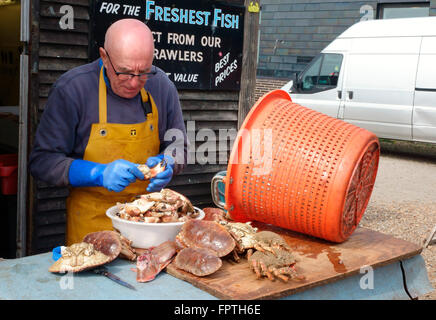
[
  {"x1": 104, "y1": 19, "x2": 154, "y2": 60},
  {"x1": 99, "y1": 19, "x2": 155, "y2": 98}
]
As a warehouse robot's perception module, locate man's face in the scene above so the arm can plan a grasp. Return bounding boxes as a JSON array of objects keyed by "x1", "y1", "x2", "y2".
[{"x1": 100, "y1": 48, "x2": 152, "y2": 99}]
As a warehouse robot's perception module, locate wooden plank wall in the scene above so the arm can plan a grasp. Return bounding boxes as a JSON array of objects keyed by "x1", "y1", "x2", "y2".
[
  {"x1": 29, "y1": 0, "x2": 243, "y2": 254},
  {"x1": 171, "y1": 90, "x2": 236, "y2": 205},
  {"x1": 31, "y1": 0, "x2": 90, "y2": 253}
]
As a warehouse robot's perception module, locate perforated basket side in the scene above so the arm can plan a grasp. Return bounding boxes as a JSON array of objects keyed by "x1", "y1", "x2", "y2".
[{"x1": 225, "y1": 90, "x2": 379, "y2": 242}]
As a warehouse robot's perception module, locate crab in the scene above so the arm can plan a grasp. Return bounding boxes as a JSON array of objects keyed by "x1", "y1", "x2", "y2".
[
  {"x1": 173, "y1": 219, "x2": 236, "y2": 276},
  {"x1": 172, "y1": 215, "x2": 303, "y2": 282},
  {"x1": 49, "y1": 230, "x2": 122, "y2": 273},
  {"x1": 246, "y1": 231, "x2": 304, "y2": 282},
  {"x1": 219, "y1": 222, "x2": 295, "y2": 261},
  {"x1": 142, "y1": 188, "x2": 195, "y2": 215},
  {"x1": 218, "y1": 220, "x2": 259, "y2": 261},
  {"x1": 129, "y1": 215, "x2": 235, "y2": 282},
  {"x1": 248, "y1": 248, "x2": 301, "y2": 282},
  {"x1": 174, "y1": 247, "x2": 223, "y2": 277},
  {"x1": 116, "y1": 188, "x2": 198, "y2": 223},
  {"x1": 205, "y1": 210, "x2": 293, "y2": 258},
  {"x1": 113, "y1": 230, "x2": 137, "y2": 261},
  {"x1": 247, "y1": 231, "x2": 294, "y2": 257},
  {"x1": 175, "y1": 219, "x2": 235, "y2": 257},
  {"x1": 202, "y1": 207, "x2": 231, "y2": 222},
  {"x1": 202, "y1": 208, "x2": 265, "y2": 260},
  {"x1": 135, "y1": 241, "x2": 178, "y2": 282},
  {"x1": 133, "y1": 219, "x2": 235, "y2": 281}
]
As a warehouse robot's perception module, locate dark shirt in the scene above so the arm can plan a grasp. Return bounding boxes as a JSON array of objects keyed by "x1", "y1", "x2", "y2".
[{"x1": 29, "y1": 59, "x2": 187, "y2": 186}]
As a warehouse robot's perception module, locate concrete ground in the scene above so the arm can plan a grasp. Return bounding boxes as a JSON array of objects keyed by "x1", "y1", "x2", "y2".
[{"x1": 359, "y1": 149, "x2": 436, "y2": 300}]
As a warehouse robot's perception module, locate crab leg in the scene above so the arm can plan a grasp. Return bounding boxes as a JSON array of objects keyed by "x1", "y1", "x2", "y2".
[
  {"x1": 259, "y1": 261, "x2": 274, "y2": 280},
  {"x1": 246, "y1": 248, "x2": 254, "y2": 260},
  {"x1": 251, "y1": 260, "x2": 262, "y2": 278},
  {"x1": 232, "y1": 250, "x2": 241, "y2": 262},
  {"x1": 254, "y1": 243, "x2": 276, "y2": 256},
  {"x1": 277, "y1": 266, "x2": 306, "y2": 281},
  {"x1": 274, "y1": 243, "x2": 294, "y2": 253},
  {"x1": 271, "y1": 268, "x2": 289, "y2": 282}
]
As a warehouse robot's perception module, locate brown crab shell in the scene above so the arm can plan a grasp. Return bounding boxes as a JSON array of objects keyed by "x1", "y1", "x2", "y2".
[
  {"x1": 248, "y1": 248, "x2": 296, "y2": 269},
  {"x1": 158, "y1": 189, "x2": 195, "y2": 214},
  {"x1": 174, "y1": 247, "x2": 223, "y2": 277},
  {"x1": 167, "y1": 189, "x2": 195, "y2": 214},
  {"x1": 48, "y1": 231, "x2": 122, "y2": 273},
  {"x1": 136, "y1": 241, "x2": 177, "y2": 282},
  {"x1": 252, "y1": 230, "x2": 292, "y2": 251},
  {"x1": 176, "y1": 220, "x2": 235, "y2": 257},
  {"x1": 247, "y1": 248, "x2": 299, "y2": 282},
  {"x1": 83, "y1": 230, "x2": 122, "y2": 260},
  {"x1": 202, "y1": 207, "x2": 229, "y2": 222}
]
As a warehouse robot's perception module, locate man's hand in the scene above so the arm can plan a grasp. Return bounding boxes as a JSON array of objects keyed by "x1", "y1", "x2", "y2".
[
  {"x1": 102, "y1": 159, "x2": 144, "y2": 192},
  {"x1": 146, "y1": 154, "x2": 175, "y2": 192},
  {"x1": 68, "y1": 159, "x2": 144, "y2": 192}
]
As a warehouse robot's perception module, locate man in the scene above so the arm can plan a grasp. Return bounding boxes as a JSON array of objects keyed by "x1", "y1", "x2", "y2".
[{"x1": 29, "y1": 19, "x2": 187, "y2": 245}]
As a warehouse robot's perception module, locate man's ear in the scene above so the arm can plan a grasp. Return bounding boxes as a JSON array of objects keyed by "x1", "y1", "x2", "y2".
[{"x1": 99, "y1": 47, "x2": 107, "y2": 66}]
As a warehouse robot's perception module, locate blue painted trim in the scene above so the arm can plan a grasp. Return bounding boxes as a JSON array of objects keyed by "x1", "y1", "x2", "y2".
[{"x1": 98, "y1": 58, "x2": 111, "y2": 88}]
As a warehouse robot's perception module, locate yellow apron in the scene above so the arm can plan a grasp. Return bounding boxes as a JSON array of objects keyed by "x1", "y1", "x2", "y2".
[{"x1": 66, "y1": 67, "x2": 160, "y2": 245}]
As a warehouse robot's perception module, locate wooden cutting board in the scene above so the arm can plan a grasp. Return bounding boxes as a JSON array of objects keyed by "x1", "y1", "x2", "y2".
[{"x1": 166, "y1": 223, "x2": 422, "y2": 300}]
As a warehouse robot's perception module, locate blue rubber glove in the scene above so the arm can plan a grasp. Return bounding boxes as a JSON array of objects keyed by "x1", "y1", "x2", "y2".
[
  {"x1": 146, "y1": 154, "x2": 175, "y2": 192},
  {"x1": 52, "y1": 246, "x2": 64, "y2": 261},
  {"x1": 69, "y1": 159, "x2": 144, "y2": 192}
]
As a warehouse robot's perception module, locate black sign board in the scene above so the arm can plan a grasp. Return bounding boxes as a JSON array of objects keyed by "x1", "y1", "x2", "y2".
[{"x1": 90, "y1": 0, "x2": 245, "y2": 90}]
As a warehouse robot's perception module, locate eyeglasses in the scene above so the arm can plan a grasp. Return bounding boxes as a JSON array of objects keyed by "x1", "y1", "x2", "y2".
[{"x1": 104, "y1": 49, "x2": 157, "y2": 81}]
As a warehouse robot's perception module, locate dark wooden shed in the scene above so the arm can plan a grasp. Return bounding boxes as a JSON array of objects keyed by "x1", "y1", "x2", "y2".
[{"x1": 22, "y1": 0, "x2": 260, "y2": 256}]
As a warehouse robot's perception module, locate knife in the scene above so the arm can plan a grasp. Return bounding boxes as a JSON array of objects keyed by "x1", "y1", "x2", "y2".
[{"x1": 92, "y1": 267, "x2": 136, "y2": 290}]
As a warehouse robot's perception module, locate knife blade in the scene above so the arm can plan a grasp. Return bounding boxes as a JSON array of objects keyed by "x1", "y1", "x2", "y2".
[{"x1": 93, "y1": 267, "x2": 136, "y2": 290}]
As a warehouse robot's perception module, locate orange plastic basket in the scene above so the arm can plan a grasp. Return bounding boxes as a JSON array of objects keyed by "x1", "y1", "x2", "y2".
[{"x1": 224, "y1": 90, "x2": 379, "y2": 243}]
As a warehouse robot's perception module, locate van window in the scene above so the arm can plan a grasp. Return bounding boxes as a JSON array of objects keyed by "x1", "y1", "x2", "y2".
[
  {"x1": 300, "y1": 53, "x2": 343, "y2": 92},
  {"x1": 378, "y1": 3, "x2": 429, "y2": 19},
  {"x1": 301, "y1": 55, "x2": 322, "y2": 91}
]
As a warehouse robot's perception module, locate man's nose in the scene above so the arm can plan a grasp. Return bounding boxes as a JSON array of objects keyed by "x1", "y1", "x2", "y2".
[
  {"x1": 129, "y1": 76, "x2": 141, "y2": 86},
  {"x1": 130, "y1": 76, "x2": 146, "y2": 88}
]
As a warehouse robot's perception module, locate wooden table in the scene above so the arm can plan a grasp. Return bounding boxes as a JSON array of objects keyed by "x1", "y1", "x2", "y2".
[
  {"x1": 166, "y1": 223, "x2": 427, "y2": 299},
  {"x1": 0, "y1": 225, "x2": 433, "y2": 300}
]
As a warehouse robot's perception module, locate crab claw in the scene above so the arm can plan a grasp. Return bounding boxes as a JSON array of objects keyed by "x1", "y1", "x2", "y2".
[
  {"x1": 151, "y1": 159, "x2": 167, "y2": 176},
  {"x1": 137, "y1": 160, "x2": 166, "y2": 180}
]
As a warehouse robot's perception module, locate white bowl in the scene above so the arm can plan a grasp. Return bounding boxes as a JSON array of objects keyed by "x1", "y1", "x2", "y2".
[{"x1": 105, "y1": 205, "x2": 205, "y2": 249}]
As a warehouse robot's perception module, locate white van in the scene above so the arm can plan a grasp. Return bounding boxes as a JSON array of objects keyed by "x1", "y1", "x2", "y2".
[{"x1": 281, "y1": 17, "x2": 436, "y2": 144}]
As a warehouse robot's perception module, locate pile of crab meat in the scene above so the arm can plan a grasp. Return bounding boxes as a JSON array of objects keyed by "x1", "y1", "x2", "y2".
[{"x1": 116, "y1": 188, "x2": 200, "y2": 223}]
